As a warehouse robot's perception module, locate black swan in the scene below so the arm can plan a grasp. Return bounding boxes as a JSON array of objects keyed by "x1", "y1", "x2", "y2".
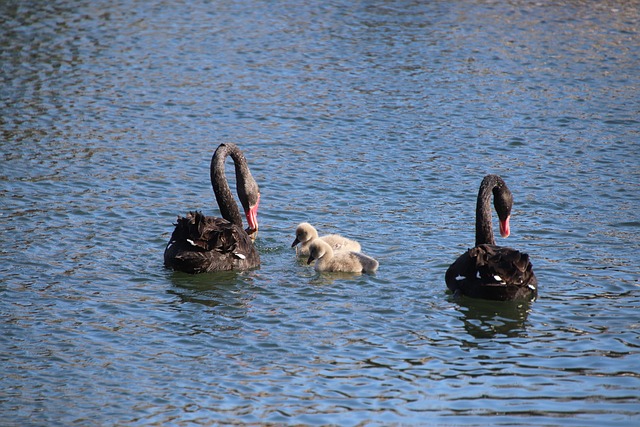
[
  {"x1": 164, "y1": 143, "x2": 260, "y2": 273},
  {"x1": 445, "y1": 174, "x2": 537, "y2": 300}
]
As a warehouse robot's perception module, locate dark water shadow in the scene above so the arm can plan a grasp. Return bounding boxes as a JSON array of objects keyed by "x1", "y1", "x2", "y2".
[
  {"x1": 451, "y1": 295, "x2": 534, "y2": 339},
  {"x1": 309, "y1": 270, "x2": 365, "y2": 285},
  {"x1": 165, "y1": 270, "x2": 255, "y2": 309}
]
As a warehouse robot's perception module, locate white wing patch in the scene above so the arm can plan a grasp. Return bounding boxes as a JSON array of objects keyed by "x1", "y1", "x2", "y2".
[{"x1": 455, "y1": 275, "x2": 466, "y2": 281}]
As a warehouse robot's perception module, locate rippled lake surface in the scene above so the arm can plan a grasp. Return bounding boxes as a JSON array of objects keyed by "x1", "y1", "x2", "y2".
[{"x1": 2, "y1": 0, "x2": 639, "y2": 425}]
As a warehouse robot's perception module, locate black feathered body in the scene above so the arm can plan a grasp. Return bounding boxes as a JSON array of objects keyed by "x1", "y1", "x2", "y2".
[
  {"x1": 445, "y1": 244, "x2": 537, "y2": 301},
  {"x1": 164, "y1": 211, "x2": 259, "y2": 274}
]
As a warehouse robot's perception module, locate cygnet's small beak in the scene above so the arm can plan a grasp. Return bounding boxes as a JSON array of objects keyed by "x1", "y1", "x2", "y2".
[
  {"x1": 307, "y1": 255, "x2": 315, "y2": 265},
  {"x1": 291, "y1": 237, "x2": 300, "y2": 248}
]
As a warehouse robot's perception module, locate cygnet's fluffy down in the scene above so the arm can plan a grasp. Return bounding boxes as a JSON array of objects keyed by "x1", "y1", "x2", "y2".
[
  {"x1": 307, "y1": 239, "x2": 378, "y2": 273},
  {"x1": 291, "y1": 222, "x2": 361, "y2": 257}
]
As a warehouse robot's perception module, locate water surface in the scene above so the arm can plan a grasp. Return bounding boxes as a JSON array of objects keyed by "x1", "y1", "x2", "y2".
[{"x1": 1, "y1": 0, "x2": 639, "y2": 425}]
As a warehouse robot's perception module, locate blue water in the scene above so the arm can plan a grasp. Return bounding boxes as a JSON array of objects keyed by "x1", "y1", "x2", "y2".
[{"x1": 1, "y1": 0, "x2": 639, "y2": 425}]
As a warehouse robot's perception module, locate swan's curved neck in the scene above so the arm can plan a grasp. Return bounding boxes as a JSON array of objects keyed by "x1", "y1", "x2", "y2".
[
  {"x1": 475, "y1": 174, "x2": 507, "y2": 246},
  {"x1": 210, "y1": 143, "x2": 258, "y2": 228}
]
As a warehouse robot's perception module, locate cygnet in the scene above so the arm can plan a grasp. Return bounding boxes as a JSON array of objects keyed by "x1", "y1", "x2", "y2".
[
  {"x1": 307, "y1": 239, "x2": 378, "y2": 273},
  {"x1": 291, "y1": 222, "x2": 361, "y2": 257}
]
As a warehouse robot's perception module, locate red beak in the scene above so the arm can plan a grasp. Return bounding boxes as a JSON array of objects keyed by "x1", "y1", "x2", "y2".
[
  {"x1": 245, "y1": 195, "x2": 260, "y2": 232},
  {"x1": 499, "y1": 215, "x2": 511, "y2": 238}
]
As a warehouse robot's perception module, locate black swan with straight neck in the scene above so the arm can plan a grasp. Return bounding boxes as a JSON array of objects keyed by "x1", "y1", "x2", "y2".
[
  {"x1": 445, "y1": 175, "x2": 537, "y2": 300},
  {"x1": 164, "y1": 143, "x2": 260, "y2": 273}
]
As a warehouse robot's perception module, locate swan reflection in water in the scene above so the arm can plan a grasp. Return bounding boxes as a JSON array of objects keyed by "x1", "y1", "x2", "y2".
[
  {"x1": 453, "y1": 296, "x2": 533, "y2": 339},
  {"x1": 166, "y1": 270, "x2": 255, "y2": 323}
]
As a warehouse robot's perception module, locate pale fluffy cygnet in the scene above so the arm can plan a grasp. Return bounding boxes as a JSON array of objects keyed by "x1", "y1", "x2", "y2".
[
  {"x1": 291, "y1": 222, "x2": 361, "y2": 257},
  {"x1": 307, "y1": 239, "x2": 379, "y2": 274}
]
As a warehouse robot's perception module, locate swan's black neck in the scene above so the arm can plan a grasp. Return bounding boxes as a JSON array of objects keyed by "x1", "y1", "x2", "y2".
[
  {"x1": 475, "y1": 174, "x2": 512, "y2": 246},
  {"x1": 210, "y1": 143, "x2": 258, "y2": 227}
]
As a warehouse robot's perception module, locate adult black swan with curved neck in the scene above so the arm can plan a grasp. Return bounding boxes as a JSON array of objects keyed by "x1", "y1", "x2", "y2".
[
  {"x1": 445, "y1": 174, "x2": 537, "y2": 301},
  {"x1": 164, "y1": 143, "x2": 260, "y2": 273}
]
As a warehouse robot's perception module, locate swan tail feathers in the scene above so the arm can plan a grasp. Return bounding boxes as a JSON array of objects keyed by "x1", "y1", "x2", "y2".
[
  {"x1": 164, "y1": 212, "x2": 260, "y2": 273},
  {"x1": 446, "y1": 244, "x2": 537, "y2": 300},
  {"x1": 471, "y1": 244, "x2": 537, "y2": 288}
]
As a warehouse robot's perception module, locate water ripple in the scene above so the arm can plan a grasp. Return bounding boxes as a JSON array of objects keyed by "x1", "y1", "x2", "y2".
[{"x1": 1, "y1": 0, "x2": 639, "y2": 426}]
